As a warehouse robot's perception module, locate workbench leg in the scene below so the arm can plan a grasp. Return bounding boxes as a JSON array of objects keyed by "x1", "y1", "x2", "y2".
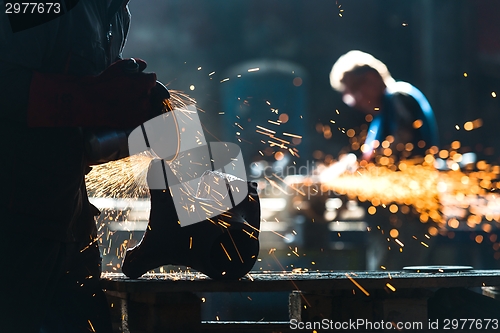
[{"x1": 106, "y1": 291, "x2": 202, "y2": 333}]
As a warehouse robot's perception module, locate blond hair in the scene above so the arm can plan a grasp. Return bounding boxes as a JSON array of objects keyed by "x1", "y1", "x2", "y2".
[{"x1": 329, "y1": 50, "x2": 395, "y2": 92}]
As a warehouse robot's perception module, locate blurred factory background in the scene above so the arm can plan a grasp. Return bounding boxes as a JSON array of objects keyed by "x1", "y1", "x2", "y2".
[{"x1": 88, "y1": 0, "x2": 500, "y2": 321}]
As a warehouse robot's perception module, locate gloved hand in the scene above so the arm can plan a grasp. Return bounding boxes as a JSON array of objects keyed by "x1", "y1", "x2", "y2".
[{"x1": 27, "y1": 58, "x2": 161, "y2": 128}]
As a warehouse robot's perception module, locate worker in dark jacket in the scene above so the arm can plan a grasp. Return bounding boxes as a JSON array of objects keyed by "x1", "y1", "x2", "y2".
[
  {"x1": 0, "y1": 1, "x2": 161, "y2": 331},
  {"x1": 329, "y1": 50, "x2": 440, "y2": 270},
  {"x1": 330, "y1": 50, "x2": 439, "y2": 161}
]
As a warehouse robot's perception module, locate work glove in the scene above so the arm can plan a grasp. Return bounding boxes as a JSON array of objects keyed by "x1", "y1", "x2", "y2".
[{"x1": 27, "y1": 58, "x2": 162, "y2": 129}]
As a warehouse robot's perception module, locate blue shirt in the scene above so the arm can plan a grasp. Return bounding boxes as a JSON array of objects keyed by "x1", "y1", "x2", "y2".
[{"x1": 364, "y1": 81, "x2": 439, "y2": 159}]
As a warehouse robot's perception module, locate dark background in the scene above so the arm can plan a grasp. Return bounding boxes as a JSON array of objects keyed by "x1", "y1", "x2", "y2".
[{"x1": 123, "y1": 0, "x2": 500, "y2": 164}]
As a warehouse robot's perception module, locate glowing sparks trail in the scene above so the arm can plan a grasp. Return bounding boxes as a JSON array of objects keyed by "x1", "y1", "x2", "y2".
[
  {"x1": 321, "y1": 162, "x2": 442, "y2": 222},
  {"x1": 386, "y1": 283, "x2": 396, "y2": 292},
  {"x1": 220, "y1": 243, "x2": 232, "y2": 261},
  {"x1": 318, "y1": 150, "x2": 500, "y2": 231},
  {"x1": 283, "y1": 132, "x2": 302, "y2": 139},
  {"x1": 86, "y1": 151, "x2": 152, "y2": 199},
  {"x1": 88, "y1": 320, "x2": 96, "y2": 333},
  {"x1": 86, "y1": 90, "x2": 198, "y2": 199},
  {"x1": 345, "y1": 273, "x2": 370, "y2": 296}
]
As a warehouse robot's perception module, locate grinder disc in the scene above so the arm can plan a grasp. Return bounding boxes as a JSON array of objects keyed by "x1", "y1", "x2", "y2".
[{"x1": 402, "y1": 265, "x2": 473, "y2": 272}]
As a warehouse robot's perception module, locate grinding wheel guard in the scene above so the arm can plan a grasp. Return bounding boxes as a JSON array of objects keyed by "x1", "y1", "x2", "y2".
[{"x1": 122, "y1": 105, "x2": 261, "y2": 279}]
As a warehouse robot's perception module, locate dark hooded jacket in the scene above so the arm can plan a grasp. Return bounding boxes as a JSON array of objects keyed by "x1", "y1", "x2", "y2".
[{"x1": 0, "y1": 0, "x2": 130, "y2": 241}]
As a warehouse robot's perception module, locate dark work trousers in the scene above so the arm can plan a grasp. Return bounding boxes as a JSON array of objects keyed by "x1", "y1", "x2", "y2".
[{"x1": 0, "y1": 233, "x2": 112, "y2": 333}]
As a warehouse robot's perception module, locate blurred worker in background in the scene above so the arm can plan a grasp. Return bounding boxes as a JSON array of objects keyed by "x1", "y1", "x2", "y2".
[
  {"x1": 0, "y1": 1, "x2": 164, "y2": 332},
  {"x1": 329, "y1": 50, "x2": 440, "y2": 270},
  {"x1": 330, "y1": 50, "x2": 439, "y2": 161}
]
